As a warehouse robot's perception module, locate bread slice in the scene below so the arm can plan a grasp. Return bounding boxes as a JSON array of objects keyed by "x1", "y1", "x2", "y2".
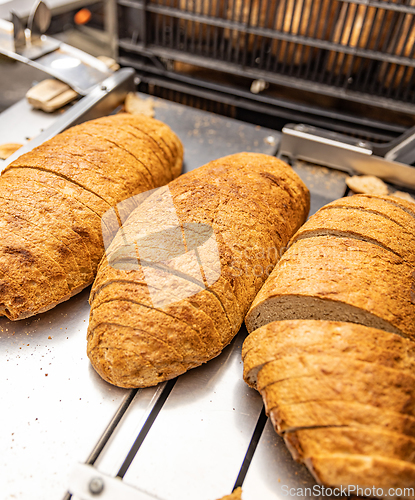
[
  {"x1": 77, "y1": 126, "x2": 170, "y2": 185},
  {"x1": 87, "y1": 323, "x2": 196, "y2": 388},
  {"x1": 91, "y1": 280, "x2": 223, "y2": 358},
  {"x1": 306, "y1": 454, "x2": 415, "y2": 498},
  {"x1": 270, "y1": 401, "x2": 415, "y2": 438},
  {"x1": 245, "y1": 236, "x2": 415, "y2": 338},
  {"x1": 92, "y1": 257, "x2": 233, "y2": 347},
  {"x1": 83, "y1": 122, "x2": 174, "y2": 181},
  {"x1": 0, "y1": 227, "x2": 69, "y2": 319},
  {"x1": 261, "y1": 356, "x2": 415, "y2": 416},
  {"x1": 99, "y1": 186, "x2": 244, "y2": 338},
  {"x1": 291, "y1": 206, "x2": 415, "y2": 266},
  {"x1": 322, "y1": 194, "x2": 415, "y2": 233},
  {"x1": 243, "y1": 320, "x2": 415, "y2": 388},
  {"x1": 79, "y1": 129, "x2": 167, "y2": 187},
  {"x1": 284, "y1": 427, "x2": 415, "y2": 464},
  {"x1": 0, "y1": 178, "x2": 96, "y2": 276},
  {"x1": 38, "y1": 132, "x2": 154, "y2": 196},
  {"x1": 105, "y1": 113, "x2": 183, "y2": 178},
  {"x1": 10, "y1": 153, "x2": 121, "y2": 207},
  {"x1": 89, "y1": 299, "x2": 209, "y2": 364},
  {"x1": 0, "y1": 208, "x2": 81, "y2": 291},
  {"x1": 3, "y1": 166, "x2": 110, "y2": 218}
]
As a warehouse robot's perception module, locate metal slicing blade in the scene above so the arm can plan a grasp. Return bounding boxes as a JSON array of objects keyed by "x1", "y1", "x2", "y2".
[
  {"x1": 28, "y1": 1, "x2": 51, "y2": 43},
  {"x1": 11, "y1": 12, "x2": 25, "y2": 50}
]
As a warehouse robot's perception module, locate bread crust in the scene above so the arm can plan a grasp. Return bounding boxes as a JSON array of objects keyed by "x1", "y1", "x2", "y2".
[
  {"x1": 89, "y1": 299, "x2": 209, "y2": 363},
  {"x1": 0, "y1": 114, "x2": 183, "y2": 320},
  {"x1": 92, "y1": 280, "x2": 223, "y2": 358},
  {"x1": 261, "y1": 355, "x2": 415, "y2": 416},
  {"x1": 92, "y1": 256, "x2": 233, "y2": 347},
  {"x1": 292, "y1": 205, "x2": 415, "y2": 266},
  {"x1": 270, "y1": 401, "x2": 415, "y2": 438},
  {"x1": 284, "y1": 427, "x2": 415, "y2": 464},
  {"x1": 89, "y1": 153, "x2": 309, "y2": 387},
  {"x1": 243, "y1": 320, "x2": 415, "y2": 388},
  {"x1": 245, "y1": 236, "x2": 415, "y2": 338},
  {"x1": 307, "y1": 455, "x2": 415, "y2": 496}
]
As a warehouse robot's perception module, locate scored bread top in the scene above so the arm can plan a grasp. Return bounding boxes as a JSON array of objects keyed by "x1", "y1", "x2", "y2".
[
  {"x1": 270, "y1": 400, "x2": 415, "y2": 438},
  {"x1": 0, "y1": 114, "x2": 183, "y2": 320},
  {"x1": 245, "y1": 235, "x2": 415, "y2": 338},
  {"x1": 242, "y1": 319, "x2": 415, "y2": 389},
  {"x1": 88, "y1": 152, "x2": 309, "y2": 388}
]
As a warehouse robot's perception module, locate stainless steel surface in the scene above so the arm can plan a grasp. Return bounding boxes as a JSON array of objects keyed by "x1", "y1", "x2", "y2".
[
  {"x1": 243, "y1": 420, "x2": 323, "y2": 500},
  {"x1": 0, "y1": 18, "x2": 113, "y2": 94},
  {"x1": 148, "y1": 99, "x2": 279, "y2": 172},
  {"x1": 94, "y1": 384, "x2": 166, "y2": 476},
  {"x1": 123, "y1": 330, "x2": 263, "y2": 500},
  {"x1": 2, "y1": 67, "x2": 135, "y2": 169},
  {"x1": 0, "y1": 289, "x2": 129, "y2": 500},
  {"x1": 280, "y1": 123, "x2": 415, "y2": 190},
  {"x1": 11, "y1": 11, "x2": 25, "y2": 49},
  {"x1": 291, "y1": 160, "x2": 348, "y2": 217},
  {"x1": 0, "y1": 97, "x2": 60, "y2": 147}
]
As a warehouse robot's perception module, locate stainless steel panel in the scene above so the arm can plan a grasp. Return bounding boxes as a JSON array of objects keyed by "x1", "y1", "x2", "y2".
[
  {"x1": 280, "y1": 124, "x2": 415, "y2": 190},
  {"x1": 0, "y1": 98, "x2": 59, "y2": 149},
  {"x1": 291, "y1": 160, "x2": 349, "y2": 216},
  {"x1": 149, "y1": 99, "x2": 279, "y2": 172},
  {"x1": 2, "y1": 68, "x2": 135, "y2": 168},
  {"x1": 243, "y1": 420, "x2": 321, "y2": 500},
  {"x1": 123, "y1": 329, "x2": 264, "y2": 500},
  {"x1": 0, "y1": 289, "x2": 130, "y2": 500},
  {"x1": 95, "y1": 384, "x2": 167, "y2": 476}
]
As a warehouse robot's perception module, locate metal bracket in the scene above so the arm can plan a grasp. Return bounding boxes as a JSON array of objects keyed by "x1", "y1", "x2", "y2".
[
  {"x1": 69, "y1": 464, "x2": 160, "y2": 500},
  {"x1": 280, "y1": 123, "x2": 415, "y2": 190},
  {"x1": 1, "y1": 67, "x2": 136, "y2": 169}
]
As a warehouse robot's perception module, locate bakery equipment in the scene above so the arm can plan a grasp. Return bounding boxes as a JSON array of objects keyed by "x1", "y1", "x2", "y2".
[
  {"x1": 116, "y1": 0, "x2": 415, "y2": 142},
  {"x1": 2, "y1": 3, "x2": 415, "y2": 500},
  {"x1": 0, "y1": 1, "x2": 113, "y2": 94}
]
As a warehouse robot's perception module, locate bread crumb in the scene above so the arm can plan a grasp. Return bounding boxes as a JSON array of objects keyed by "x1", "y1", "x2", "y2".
[
  {"x1": 0, "y1": 143, "x2": 22, "y2": 160},
  {"x1": 216, "y1": 487, "x2": 242, "y2": 500},
  {"x1": 392, "y1": 191, "x2": 415, "y2": 204},
  {"x1": 125, "y1": 93, "x2": 155, "y2": 117},
  {"x1": 346, "y1": 175, "x2": 389, "y2": 196}
]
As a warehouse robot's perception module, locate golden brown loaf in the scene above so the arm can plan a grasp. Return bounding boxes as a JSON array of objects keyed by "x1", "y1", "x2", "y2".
[
  {"x1": 0, "y1": 113, "x2": 183, "y2": 320},
  {"x1": 244, "y1": 320, "x2": 415, "y2": 497},
  {"x1": 245, "y1": 195, "x2": 415, "y2": 338},
  {"x1": 243, "y1": 193, "x2": 415, "y2": 495},
  {"x1": 87, "y1": 152, "x2": 309, "y2": 388}
]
